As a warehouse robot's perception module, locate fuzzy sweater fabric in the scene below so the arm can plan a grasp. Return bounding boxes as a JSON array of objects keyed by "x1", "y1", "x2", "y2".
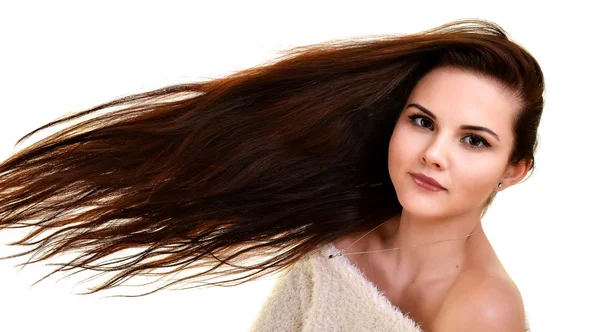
[
  {"x1": 248, "y1": 243, "x2": 531, "y2": 332},
  {"x1": 248, "y1": 243, "x2": 425, "y2": 332}
]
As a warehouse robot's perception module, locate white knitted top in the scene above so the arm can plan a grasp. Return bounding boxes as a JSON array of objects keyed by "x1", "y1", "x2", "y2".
[{"x1": 248, "y1": 243, "x2": 425, "y2": 331}]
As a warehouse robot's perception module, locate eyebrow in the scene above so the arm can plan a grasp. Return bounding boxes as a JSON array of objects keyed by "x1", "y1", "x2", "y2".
[{"x1": 405, "y1": 103, "x2": 500, "y2": 142}]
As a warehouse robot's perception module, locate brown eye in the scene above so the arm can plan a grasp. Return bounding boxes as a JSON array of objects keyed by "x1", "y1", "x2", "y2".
[
  {"x1": 468, "y1": 136, "x2": 482, "y2": 146},
  {"x1": 408, "y1": 114, "x2": 434, "y2": 130},
  {"x1": 462, "y1": 135, "x2": 491, "y2": 150}
]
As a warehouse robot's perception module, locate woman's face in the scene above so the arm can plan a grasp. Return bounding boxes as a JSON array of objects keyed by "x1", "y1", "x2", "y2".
[{"x1": 388, "y1": 66, "x2": 522, "y2": 218}]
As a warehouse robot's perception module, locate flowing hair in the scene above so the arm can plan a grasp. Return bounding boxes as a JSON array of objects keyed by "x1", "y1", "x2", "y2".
[{"x1": 0, "y1": 19, "x2": 544, "y2": 298}]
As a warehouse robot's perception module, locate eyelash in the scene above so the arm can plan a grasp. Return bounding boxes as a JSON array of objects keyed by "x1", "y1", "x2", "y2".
[{"x1": 407, "y1": 114, "x2": 491, "y2": 150}]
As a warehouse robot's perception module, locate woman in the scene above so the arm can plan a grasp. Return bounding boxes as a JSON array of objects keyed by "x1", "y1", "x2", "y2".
[{"x1": 0, "y1": 19, "x2": 542, "y2": 331}]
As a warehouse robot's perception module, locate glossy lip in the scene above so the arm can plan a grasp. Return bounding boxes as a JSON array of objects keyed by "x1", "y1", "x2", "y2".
[{"x1": 409, "y1": 173, "x2": 446, "y2": 190}]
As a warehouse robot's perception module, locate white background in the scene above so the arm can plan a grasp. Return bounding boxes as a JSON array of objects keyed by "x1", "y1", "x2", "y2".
[{"x1": 0, "y1": 1, "x2": 598, "y2": 331}]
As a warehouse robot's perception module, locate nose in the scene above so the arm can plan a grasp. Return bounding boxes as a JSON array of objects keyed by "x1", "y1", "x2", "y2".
[{"x1": 421, "y1": 134, "x2": 448, "y2": 170}]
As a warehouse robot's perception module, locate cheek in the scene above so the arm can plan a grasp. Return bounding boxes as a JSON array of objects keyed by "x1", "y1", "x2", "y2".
[
  {"x1": 454, "y1": 164, "x2": 501, "y2": 199},
  {"x1": 388, "y1": 130, "x2": 414, "y2": 173},
  {"x1": 387, "y1": 129, "x2": 426, "y2": 195},
  {"x1": 389, "y1": 126, "x2": 420, "y2": 160}
]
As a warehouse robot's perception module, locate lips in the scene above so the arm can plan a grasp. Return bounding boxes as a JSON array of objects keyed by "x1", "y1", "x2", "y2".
[{"x1": 410, "y1": 173, "x2": 446, "y2": 190}]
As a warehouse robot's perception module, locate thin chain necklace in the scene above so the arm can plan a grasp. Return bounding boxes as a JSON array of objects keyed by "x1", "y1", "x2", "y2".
[{"x1": 328, "y1": 218, "x2": 481, "y2": 259}]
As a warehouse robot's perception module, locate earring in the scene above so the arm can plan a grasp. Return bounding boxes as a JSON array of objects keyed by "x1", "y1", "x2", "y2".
[{"x1": 498, "y1": 183, "x2": 503, "y2": 189}]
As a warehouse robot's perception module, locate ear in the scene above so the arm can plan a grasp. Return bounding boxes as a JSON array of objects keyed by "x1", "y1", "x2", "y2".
[{"x1": 498, "y1": 159, "x2": 531, "y2": 191}]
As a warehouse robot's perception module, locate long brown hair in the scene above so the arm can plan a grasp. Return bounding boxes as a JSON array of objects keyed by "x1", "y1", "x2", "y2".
[{"x1": 0, "y1": 19, "x2": 544, "y2": 297}]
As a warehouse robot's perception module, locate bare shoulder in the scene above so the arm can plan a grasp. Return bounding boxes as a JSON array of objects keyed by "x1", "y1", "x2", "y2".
[{"x1": 429, "y1": 268, "x2": 526, "y2": 332}]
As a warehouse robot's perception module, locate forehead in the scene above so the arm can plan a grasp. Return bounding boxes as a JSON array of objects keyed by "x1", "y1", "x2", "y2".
[{"x1": 407, "y1": 67, "x2": 520, "y2": 139}]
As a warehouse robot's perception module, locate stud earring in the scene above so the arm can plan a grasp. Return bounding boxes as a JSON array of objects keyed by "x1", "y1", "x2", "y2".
[{"x1": 498, "y1": 183, "x2": 503, "y2": 188}]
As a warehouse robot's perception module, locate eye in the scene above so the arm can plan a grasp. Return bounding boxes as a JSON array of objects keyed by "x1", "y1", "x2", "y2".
[
  {"x1": 407, "y1": 113, "x2": 491, "y2": 151},
  {"x1": 408, "y1": 114, "x2": 434, "y2": 130},
  {"x1": 462, "y1": 135, "x2": 490, "y2": 150}
]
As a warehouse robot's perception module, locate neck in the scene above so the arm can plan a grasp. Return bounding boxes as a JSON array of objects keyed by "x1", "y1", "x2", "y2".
[{"x1": 381, "y1": 209, "x2": 483, "y2": 281}]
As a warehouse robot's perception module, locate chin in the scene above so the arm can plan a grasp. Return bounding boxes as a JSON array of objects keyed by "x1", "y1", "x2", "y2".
[{"x1": 396, "y1": 190, "x2": 447, "y2": 217}]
